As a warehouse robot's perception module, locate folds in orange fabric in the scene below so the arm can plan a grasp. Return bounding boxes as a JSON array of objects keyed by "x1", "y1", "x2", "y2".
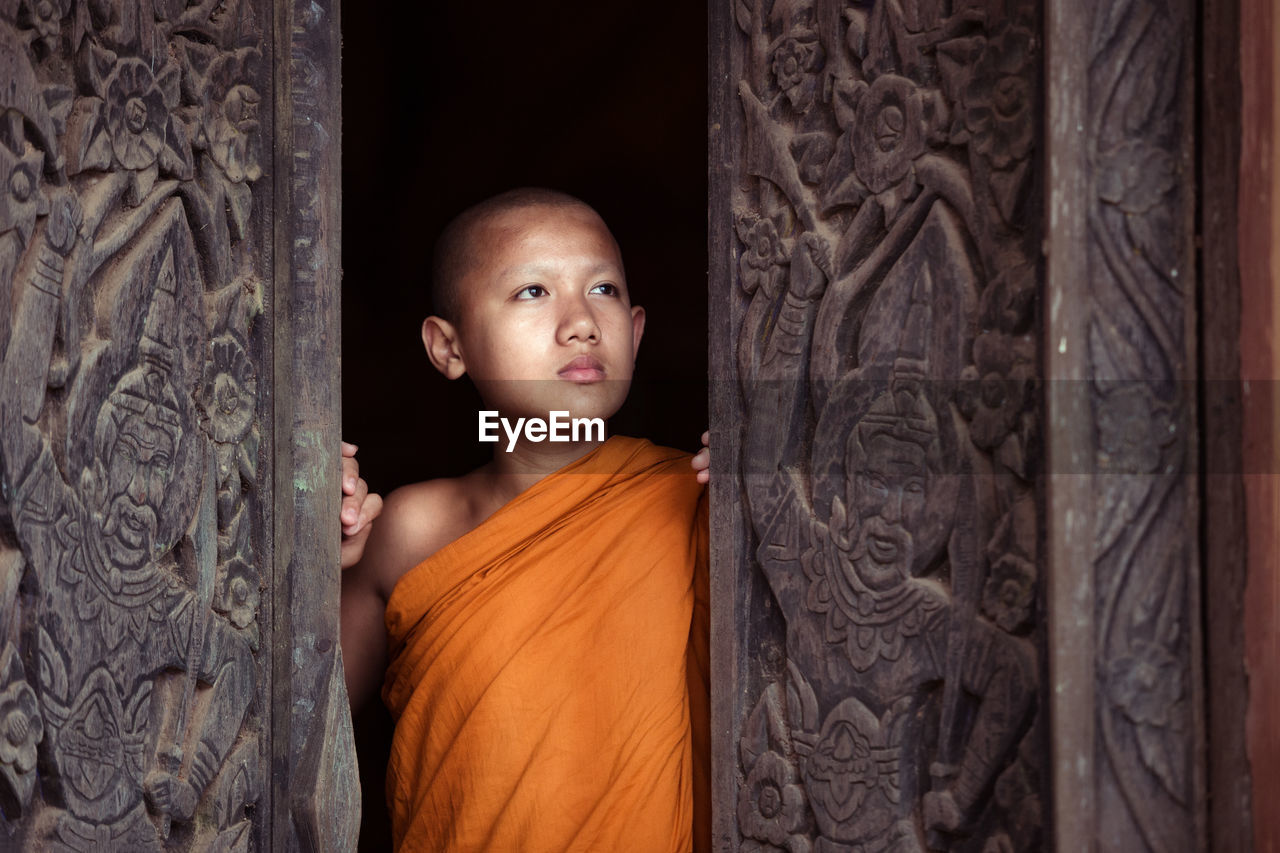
[{"x1": 383, "y1": 437, "x2": 709, "y2": 853}]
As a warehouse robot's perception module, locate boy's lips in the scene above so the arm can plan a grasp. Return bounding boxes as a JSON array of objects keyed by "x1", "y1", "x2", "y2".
[{"x1": 558, "y1": 355, "x2": 606, "y2": 383}]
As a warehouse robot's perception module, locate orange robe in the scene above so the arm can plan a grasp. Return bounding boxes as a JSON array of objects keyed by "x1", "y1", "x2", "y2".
[{"x1": 383, "y1": 436, "x2": 710, "y2": 852}]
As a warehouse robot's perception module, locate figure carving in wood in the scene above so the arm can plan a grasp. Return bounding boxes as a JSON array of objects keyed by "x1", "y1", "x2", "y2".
[
  {"x1": 0, "y1": 1, "x2": 268, "y2": 847},
  {"x1": 727, "y1": 0, "x2": 1045, "y2": 850}
]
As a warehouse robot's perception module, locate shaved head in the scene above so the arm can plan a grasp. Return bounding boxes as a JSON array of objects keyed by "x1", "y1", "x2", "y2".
[{"x1": 430, "y1": 188, "x2": 616, "y2": 324}]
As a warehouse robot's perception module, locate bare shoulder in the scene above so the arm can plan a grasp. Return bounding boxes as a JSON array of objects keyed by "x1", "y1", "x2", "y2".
[
  {"x1": 355, "y1": 476, "x2": 481, "y2": 601},
  {"x1": 340, "y1": 476, "x2": 478, "y2": 712}
]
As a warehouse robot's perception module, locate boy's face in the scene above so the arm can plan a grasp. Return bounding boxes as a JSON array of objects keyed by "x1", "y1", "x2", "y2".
[{"x1": 432, "y1": 204, "x2": 645, "y2": 424}]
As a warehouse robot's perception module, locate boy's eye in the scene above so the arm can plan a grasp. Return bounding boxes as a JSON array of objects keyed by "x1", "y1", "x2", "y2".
[
  {"x1": 589, "y1": 282, "x2": 619, "y2": 297},
  {"x1": 515, "y1": 284, "x2": 547, "y2": 300}
]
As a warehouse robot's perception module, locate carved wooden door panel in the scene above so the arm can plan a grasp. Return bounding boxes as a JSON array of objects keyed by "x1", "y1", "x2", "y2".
[
  {"x1": 0, "y1": 0, "x2": 352, "y2": 849},
  {"x1": 710, "y1": 0, "x2": 1210, "y2": 850}
]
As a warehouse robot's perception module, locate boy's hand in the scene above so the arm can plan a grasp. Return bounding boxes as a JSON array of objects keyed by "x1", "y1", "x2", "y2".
[
  {"x1": 341, "y1": 441, "x2": 383, "y2": 569},
  {"x1": 691, "y1": 431, "x2": 710, "y2": 484}
]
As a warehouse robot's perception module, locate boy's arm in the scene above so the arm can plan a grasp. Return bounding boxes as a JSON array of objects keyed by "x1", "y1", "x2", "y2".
[
  {"x1": 341, "y1": 547, "x2": 390, "y2": 714},
  {"x1": 340, "y1": 472, "x2": 460, "y2": 714}
]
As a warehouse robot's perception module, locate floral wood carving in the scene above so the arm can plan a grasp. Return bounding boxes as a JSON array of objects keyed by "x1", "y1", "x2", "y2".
[
  {"x1": 731, "y1": 0, "x2": 1044, "y2": 850},
  {"x1": 0, "y1": 0, "x2": 265, "y2": 847},
  {"x1": 1086, "y1": 0, "x2": 1200, "y2": 849}
]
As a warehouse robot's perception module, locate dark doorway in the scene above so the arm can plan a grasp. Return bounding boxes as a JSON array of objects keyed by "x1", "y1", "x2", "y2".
[{"x1": 341, "y1": 4, "x2": 708, "y2": 847}]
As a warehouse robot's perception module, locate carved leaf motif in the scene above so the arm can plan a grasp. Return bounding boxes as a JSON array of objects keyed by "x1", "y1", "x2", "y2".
[
  {"x1": 1136, "y1": 721, "x2": 1186, "y2": 803},
  {"x1": 831, "y1": 77, "x2": 866, "y2": 133},
  {"x1": 1126, "y1": 204, "x2": 1177, "y2": 285},
  {"x1": 239, "y1": 423, "x2": 259, "y2": 485},
  {"x1": 1097, "y1": 141, "x2": 1176, "y2": 214},
  {"x1": 62, "y1": 97, "x2": 109, "y2": 175},
  {"x1": 1119, "y1": 11, "x2": 1181, "y2": 140},
  {"x1": 990, "y1": 160, "x2": 1030, "y2": 225},
  {"x1": 37, "y1": 625, "x2": 68, "y2": 706},
  {"x1": 213, "y1": 820, "x2": 251, "y2": 852},
  {"x1": 159, "y1": 112, "x2": 194, "y2": 181},
  {"x1": 43, "y1": 84, "x2": 74, "y2": 135},
  {"x1": 785, "y1": 660, "x2": 818, "y2": 733}
]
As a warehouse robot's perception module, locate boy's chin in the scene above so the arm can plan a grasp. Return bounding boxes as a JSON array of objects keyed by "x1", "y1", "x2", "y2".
[{"x1": 477, "y1": 380, "x2": 631, "y2": 423}]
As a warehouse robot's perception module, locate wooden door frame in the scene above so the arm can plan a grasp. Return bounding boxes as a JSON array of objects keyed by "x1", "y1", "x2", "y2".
[
  {"x1": 272, "y1": 0, "x2": 356, "y2": 847},
  {"x1": 1233, "y1": 0, "x2": 1279, "y2": 847}
]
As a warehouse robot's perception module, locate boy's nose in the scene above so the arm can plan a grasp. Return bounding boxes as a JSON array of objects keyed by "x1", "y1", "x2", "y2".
[{"x1": 558, "y1": 299, "x2": 600, "y2": 344}]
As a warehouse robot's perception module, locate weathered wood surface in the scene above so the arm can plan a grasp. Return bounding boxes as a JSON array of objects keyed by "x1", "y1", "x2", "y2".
[
  {"x1": 712, "y1": 0, "x2": 1046, "y2": 850},
  {"x1": 713, "y1": 0, "x2": 1222, "y2": 849},
  {"x1": 272, "y1": 0, "x2": 357, "y2": 849},
  {"x1": 1200, "y1": 0, "x2": 1252, "y2": 848},
  {"x1": 1046, "y1": 0, "x2": 1206, "y2": 848},
  {"x1": 0, "y1": 0, "x2": 353, "y2": 848},
  {"x1": 1238, "y1": 0, "x2": 1278, "y2": 847}
]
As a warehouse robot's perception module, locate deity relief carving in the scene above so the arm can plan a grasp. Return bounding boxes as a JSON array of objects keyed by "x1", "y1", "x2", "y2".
[
  {"x1": 0, "y1": 0, "x2": 266, "y2": 847},
  {"x1": 730, "y1": 0, "x2": 1043, "y2": 850}
]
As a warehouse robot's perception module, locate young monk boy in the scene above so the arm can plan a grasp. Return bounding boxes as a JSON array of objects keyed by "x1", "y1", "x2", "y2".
[{"x1": 337, "y1": 188, "x2": 711, "y2": 852}]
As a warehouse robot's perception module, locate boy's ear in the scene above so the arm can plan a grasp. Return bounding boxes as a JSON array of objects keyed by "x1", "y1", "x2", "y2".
[
  {"x1": 422, "y1": 316, "x2": 467, "y2": 380},
  {"x1": 630, "y1": 305, "x2": 646, "y2": 360}
]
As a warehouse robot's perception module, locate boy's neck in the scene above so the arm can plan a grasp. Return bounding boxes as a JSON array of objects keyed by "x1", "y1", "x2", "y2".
[{"x1": 478, "y1": 435, "x2": 609, "y2": 503}]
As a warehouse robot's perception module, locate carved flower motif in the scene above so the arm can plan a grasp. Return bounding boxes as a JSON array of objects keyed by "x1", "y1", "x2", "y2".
[
  {"x1": 1096, "y1": 384, "x2": 1175, "y2": 474},
  {"x1": 981, "y1": 508, "x2": 1036, "y2": 634},
  {"x1": 201, "y1": 334, "x2": 257, "y2": 445},
  {"x1": 1097, "y1": 139, "x2": 1176, "y2": 214},
  {"x1": 738, "y1": 750, "x2": 807, "y2": 846},
  {"x1": 963, "y1": 26, "x2": 1035, "y2": 169},
  {"x1": 222, "y1": 556, "x2": 260, "y2": 629},
  {"x1": 743, "y1": 218, "x2": 785, "y2": 271},
  {"x1": 982, "y1": 553, "x2": 1035, "y2": 634},
  {"x1": 1108, "y1": 638, "x2": 1188, "y2": 799},
  {"x1": 20, "y1": 0, "x2": 69, "y2": 53},
  {"x1": 0, "y1": 134, "x2": 47, "y2": 246},
  {"x1": 957, "y1": 331, "x2": 1034, "y2": 453},
  {"x1": 737, "y1": 215, "x2": 788, "y2": 298},
  {"x1": 770, "y1": 32, "x2": 823, "y2": 113},
  {"x1": 992, "y1": 759, "x2": 1042, "y2": 849},
  {"x1": 62, "y1": 48, "x2": 190, "y2": 194},
  {"x1": 199, "y1": 50, "x2": 263, "y2": 185},
  {"x1": 980, "y1": 262, "x2": 1035, "y2": 335},
  {"x1": 852, "y1": 74, "x2": 925, "y2": 196},
  {"x1": 0, "y1": 679, "x2": 42, "y2": 775},
  {"x1": 1108, "y1": 639, "x2": 1182, "y2": 727},
  {"x1": 105, "y1": 59, "x2": 168, "y2": 170}
]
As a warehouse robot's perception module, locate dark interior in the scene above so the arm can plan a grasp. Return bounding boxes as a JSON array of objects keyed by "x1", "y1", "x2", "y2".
[{"x1": 341, "y1": 4, "x2": 707, "y2": 846}]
